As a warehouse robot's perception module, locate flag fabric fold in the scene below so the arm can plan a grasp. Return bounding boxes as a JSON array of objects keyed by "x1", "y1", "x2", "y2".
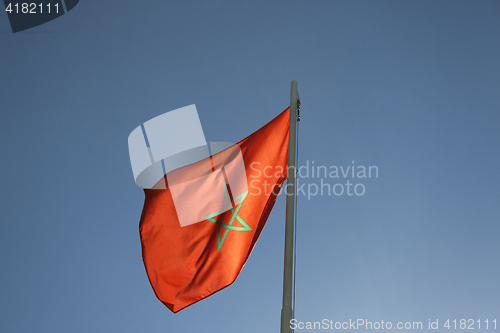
[{"x1": 139, "y1": 107, "x2": 290, "y2": 313}]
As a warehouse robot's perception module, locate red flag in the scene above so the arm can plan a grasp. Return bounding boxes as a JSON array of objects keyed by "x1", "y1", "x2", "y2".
[{"x1": 139, "y1": 108, "x2": 290, "y2": 312}]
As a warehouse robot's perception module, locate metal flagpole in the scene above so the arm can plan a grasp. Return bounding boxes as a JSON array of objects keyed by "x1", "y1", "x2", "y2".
[{"x1": 281, "y1": 80, "x2": 299, "y2": 333}]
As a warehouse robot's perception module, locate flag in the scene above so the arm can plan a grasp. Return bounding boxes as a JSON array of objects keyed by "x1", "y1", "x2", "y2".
[{"x1": 139, "y1": 107, "x2": 290, "y2": 313}]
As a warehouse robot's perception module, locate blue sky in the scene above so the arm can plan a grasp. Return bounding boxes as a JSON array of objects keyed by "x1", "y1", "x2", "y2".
[{"x1": 1, "y1": 1, "x2": 499, "y2": 332}]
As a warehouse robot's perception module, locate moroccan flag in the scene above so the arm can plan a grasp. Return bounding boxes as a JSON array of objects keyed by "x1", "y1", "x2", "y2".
[{"x1": 139, "y1": 107, "x2": 290, "y2": 312}]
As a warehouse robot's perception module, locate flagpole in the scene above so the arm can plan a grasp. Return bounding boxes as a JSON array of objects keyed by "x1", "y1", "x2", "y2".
[{"x1": 281, "y1": 80, "x2": 298, "y2": 333}]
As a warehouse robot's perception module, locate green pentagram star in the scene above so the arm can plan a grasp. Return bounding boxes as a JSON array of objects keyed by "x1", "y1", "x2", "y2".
[{"x1": 203, "y1": 182, "x2": 251, "y2": 251}]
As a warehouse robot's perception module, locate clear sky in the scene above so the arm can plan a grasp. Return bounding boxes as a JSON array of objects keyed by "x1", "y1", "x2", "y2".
[{"x1": 1, "y1": 1, "x2": 499, "y2": 332}]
